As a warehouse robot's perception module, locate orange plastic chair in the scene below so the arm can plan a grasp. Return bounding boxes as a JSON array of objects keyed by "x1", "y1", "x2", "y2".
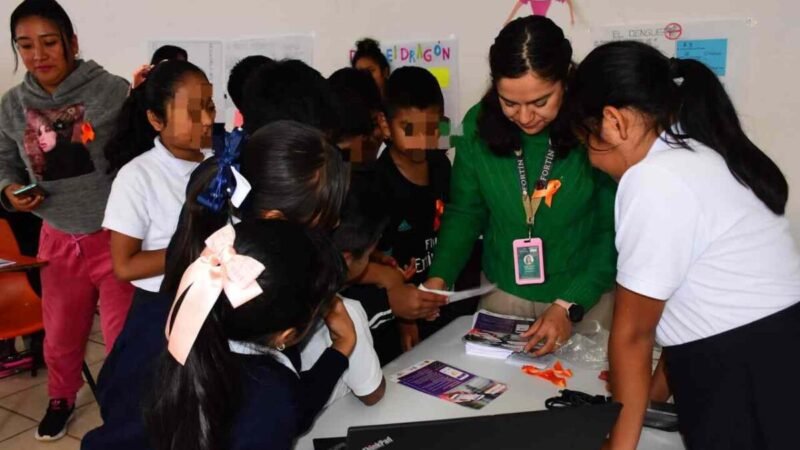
[{"x1": 0, "y1": 218, "x2": 44, "y2": 376}]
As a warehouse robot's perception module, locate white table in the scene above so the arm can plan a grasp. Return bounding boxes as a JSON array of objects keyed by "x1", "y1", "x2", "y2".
[{"x1": 295, "y1": 316, "x2": 684, "y2": 450}]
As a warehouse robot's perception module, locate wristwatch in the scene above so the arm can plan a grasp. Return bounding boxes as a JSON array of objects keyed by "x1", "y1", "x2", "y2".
[{"x1": 554, "y1": 299, "x2": 585, "y2": 323}]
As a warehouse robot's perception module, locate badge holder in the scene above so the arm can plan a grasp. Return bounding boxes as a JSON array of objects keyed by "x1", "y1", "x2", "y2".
[{"x1": 513, "y1": 235, "x2": 545, "y2": 285}]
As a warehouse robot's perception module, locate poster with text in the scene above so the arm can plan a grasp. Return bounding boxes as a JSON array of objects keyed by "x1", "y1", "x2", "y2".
[
  {"x1": 590, "y1": 19, "x2": 752, "y2": 106},
  {"x1": 349, "y1": 37, "x2": 460, "y2": 131},
  {"x1": 224, "y1": 35, "x2": 315, "y2": 123}
]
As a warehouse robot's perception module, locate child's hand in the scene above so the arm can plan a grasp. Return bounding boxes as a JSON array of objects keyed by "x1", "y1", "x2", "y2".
[
  {"x1": 423, "y1": 277, "x2": 447, "y2": 291},
  {"x1": 370, "y1": 251, "x2": 398, "y2": 268},
  {"x1": 398, "y1": 319, "x2": 420, "y2": 352},
  {"x1": 400, "y1": 258, "x2": 417, "y2": 281},
  {"x1": 387, "y1": 283, "x2": 447, "y2": 320},
  {"x1": 132, "y1": 64, "x2": 153, "y2": 89},
  {"x1": 325, "y1": 297, "x2": 356, "y2": 358}
]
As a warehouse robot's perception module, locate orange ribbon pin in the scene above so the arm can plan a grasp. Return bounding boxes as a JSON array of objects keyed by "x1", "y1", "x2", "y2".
[
  {"x1": 80, "y1": 122, "x2": 96, "y2": 145},
  {"x1": 532, "y1": 179, "x2": 562, "y2": 207}
]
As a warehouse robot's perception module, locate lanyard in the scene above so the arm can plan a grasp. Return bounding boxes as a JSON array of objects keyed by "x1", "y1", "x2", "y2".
[{"x1": 514, "y1": 142, "x2": 556, "y2": 238}]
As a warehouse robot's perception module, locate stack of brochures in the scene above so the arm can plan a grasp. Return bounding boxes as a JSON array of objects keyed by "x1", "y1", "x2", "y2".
[{"x1": 463, "y1": 310, "x2": 555, "y2": 368}]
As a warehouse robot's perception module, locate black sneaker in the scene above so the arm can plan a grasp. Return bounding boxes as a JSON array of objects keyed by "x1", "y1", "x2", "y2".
[{"x1": 34, "y1": 398, "x2": 74, "y2": 441}]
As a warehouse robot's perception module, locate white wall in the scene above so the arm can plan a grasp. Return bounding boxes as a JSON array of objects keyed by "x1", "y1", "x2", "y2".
[{"x1": 1, "y1": 0, "x2": 798, "y2": 240}]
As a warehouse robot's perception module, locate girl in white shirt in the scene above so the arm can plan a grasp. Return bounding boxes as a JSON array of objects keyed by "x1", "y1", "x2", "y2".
[
  {"x1": 103, "y1": 60, "x2": 215, "y2": 297},
  {"x1": 566, "y1": 41, "x2": 800, "y2": 450}
]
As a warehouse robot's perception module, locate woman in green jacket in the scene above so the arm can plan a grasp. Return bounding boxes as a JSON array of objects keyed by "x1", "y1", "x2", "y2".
[{"x1": 425, "y1": 15, "x2": 617, "y2": 356}]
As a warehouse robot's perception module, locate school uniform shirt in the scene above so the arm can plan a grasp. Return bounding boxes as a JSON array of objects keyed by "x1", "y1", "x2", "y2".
[
  {"x1": 102, "y1": 138, "x2": 210, "y2": 292},
  {"x1": 615, "y1": 131, "x2": 800, "y2": 347},
  {"x1": 340, "y1": 284, "x2": 403, "y2": 366},
  {"x1": 300, "y1": 297, "x2": 383, "y2": 405},
  {"x1": 375, "y1": 149, "x2": 451, "y2": 286}
]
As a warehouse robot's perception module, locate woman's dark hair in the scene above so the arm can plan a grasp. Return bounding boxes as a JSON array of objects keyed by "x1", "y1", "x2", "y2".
[
  {"x1": 145, "y1": 219, "x2": 344, "y2": 450},
  {"x1": 241, "y1": 120, "x2": 349, "y2": 229},
  {"x1": 329, "y1": 67, "x2": 383, "y2": 138},
  {"x1": 10, "y1": 0, "x2": 75, "y2": 72},
  {"x1": 227, "y1": 55, "x2": 274, "y2": 111},
  {"x1": 105, "y1": 60, "x2": 207, "y2": 173},
  {"x1": 478, "y1": 15, "x2": 575, "y2": 156},
  {"x1": 351, "y1": 38, "x2": 390, "y2": 72},
  {"x1": 241, "y1": 60, "x2": 341, "y2": 138},
  {"x1": 150, "y1": 45, "x2": 188, "y2": 65},
  {"x1": 160, "y1": 159, "x2": 231, "y2": 296},
  {"x1": 566, "y1": 41, "x2": 788, "y2": 215}
]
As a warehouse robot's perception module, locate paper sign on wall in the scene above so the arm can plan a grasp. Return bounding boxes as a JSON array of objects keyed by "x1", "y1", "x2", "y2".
[
  {"x1": 348, "y1": 38, "x2": 460, "y2": 130},
  {"x1": 149, "y1": 35, "x2": 314, "y2": 127},
  {"x1": 148, "y1": 40, "x2": 225, "y2": 119},
  {"x1": 590, "y1": 19, "x2": 751, "y2": 105}
]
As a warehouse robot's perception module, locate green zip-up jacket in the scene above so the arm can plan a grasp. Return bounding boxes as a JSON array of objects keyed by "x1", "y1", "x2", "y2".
[{"x1": 429, "y1": 104, "x2": 617, "y2": 309}]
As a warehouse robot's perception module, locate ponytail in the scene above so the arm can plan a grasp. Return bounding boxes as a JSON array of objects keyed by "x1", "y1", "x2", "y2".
[
  {"x1": 104, "y1": 85, "x2": 157, "y2": 173},
  {"x1": 145, "y1": 300, "x2": 239, "y2": 450},
  {"x1": 567, "y1": 41, "x2": 788, "y2": 214},
  {"x1": 146, "y1": 220, "x2": 345, "y2": 450},
  {"x1": 671, "y1": 58, "x2": 788, "y2": 214}
]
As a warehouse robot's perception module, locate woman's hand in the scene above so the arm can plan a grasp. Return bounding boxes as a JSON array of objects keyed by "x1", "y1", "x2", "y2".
[
  {"x1": 522, "y1": 303, "x2": 572, "y2": 356},
  {"x1": 3, "y1": 183, "x2": 44, "y2": 212},
  {"x1": 325, "y1": 296, "x2": 357, "y2": 358}
]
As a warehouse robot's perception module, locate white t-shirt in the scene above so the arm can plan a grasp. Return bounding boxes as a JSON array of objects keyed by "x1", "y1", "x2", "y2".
[
  {"x1": 103, "y1": 138, "x2": 209, "y2": 292},
  {"x1": 300, "y1": 297, "x2": 383, "y2": 406},
  {"x1": 615, "y1": 133, "x2": 800, "y2": 346}
]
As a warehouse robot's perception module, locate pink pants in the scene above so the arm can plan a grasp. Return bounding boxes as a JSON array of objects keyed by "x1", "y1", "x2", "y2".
[{"x1": 38, "y1": 223, "x2": 133, "y2": 401}]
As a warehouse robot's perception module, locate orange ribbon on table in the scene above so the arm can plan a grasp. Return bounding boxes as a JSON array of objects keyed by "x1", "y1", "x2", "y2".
[
  {"x1": 80, "y1": 122, "x2": 95, "y2": 145},
  {"x1": 522, "y1": 361, "x2": 574, "y2": 388},
  {"x1": 532, "y1": 179, "x2": 562, "y2": 207}
]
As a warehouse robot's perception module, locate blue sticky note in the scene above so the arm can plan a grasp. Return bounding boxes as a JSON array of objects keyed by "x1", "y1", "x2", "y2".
[{"x1": 676, "y1": 39, "x2": 728, "y2": 76}]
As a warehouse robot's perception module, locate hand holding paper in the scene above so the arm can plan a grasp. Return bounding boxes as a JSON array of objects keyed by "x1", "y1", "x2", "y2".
[{"x1": 419, "y1": 283, "x2": 496, "y2": 304}]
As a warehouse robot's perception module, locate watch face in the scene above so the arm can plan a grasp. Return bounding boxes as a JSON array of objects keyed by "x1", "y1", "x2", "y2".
[{"x1": 569, "y1": 304, "x2": 585, "y2": 322}]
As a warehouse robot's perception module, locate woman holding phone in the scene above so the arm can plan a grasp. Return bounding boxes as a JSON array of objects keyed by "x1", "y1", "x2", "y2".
[{"x1": 0, "y1": 0, "x2": 132, "y2": 441}]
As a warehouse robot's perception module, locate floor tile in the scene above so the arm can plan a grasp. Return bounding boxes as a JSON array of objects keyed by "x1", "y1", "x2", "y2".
[
  {"x1": 0, "y1": 431, "x2": 80, "y2": 450},
  {"x1": 0, "y1": 361, "x2": 102, "y2": 421},
  {"x1": 0, "y1": 368, "x2": 48, "y2": 400},
  {"x1": 0, "y1": 407, "x2": 36, "y2": 441},
  {"x1": 87, "y1": 331, "x2": 104, "y2": 346},
  {"x1": 66, "y1": 402, "x2": 101, "y2": 440},
  {"x1": 84, "y1": 342, "x2": 107, "y2": 365}
]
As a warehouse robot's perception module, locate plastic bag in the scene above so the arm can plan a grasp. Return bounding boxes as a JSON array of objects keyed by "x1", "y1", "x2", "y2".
[{"x1": 554, "y1": 320, "x2": 609, "y2": 370}]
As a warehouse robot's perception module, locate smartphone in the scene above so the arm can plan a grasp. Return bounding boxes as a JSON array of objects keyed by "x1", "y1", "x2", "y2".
[{"x1": 12, "y1": 183, "x2": 46, "y2": 199}]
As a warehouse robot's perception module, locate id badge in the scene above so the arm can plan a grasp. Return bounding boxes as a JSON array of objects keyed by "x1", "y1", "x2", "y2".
[{"x1": 513, "y1": 238, "x2": 545, "y2": 285}]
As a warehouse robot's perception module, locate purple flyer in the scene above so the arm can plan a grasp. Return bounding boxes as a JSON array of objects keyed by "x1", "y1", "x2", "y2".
[{"x1": 390, "y1": 360, "x2": 508, "y2": 409}]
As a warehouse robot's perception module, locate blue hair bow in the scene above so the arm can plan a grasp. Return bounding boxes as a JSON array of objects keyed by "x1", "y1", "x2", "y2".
[{"x1": 197, "y1": 128, "x2": 245, "y2": 212}]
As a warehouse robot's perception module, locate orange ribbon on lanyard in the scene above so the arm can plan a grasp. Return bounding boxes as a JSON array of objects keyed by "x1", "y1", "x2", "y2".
[{"x1": 532, "y1": 180, "x2": 562, "y2": 208}]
